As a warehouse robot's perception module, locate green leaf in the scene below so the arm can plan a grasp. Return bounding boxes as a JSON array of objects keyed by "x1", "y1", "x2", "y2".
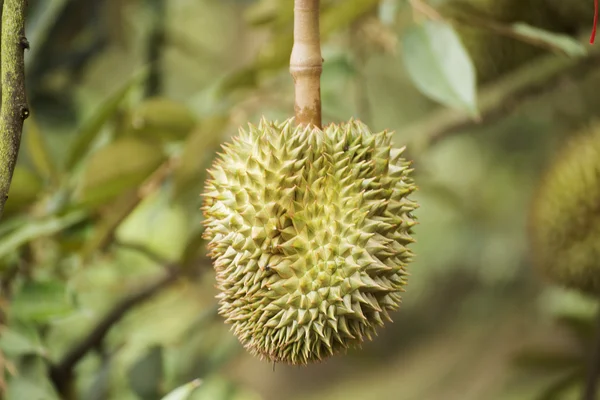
[
  {"x1": 244, "y1": 0, "x2": 280, "y2": 26},
  {"x1": 321, "y1": 0, "x2": 380, "y2": 34},
  {"x1": 4, "y1": 167, "x2": 44, "y2": 214},
  {"x1": 77, "y1": 138, "x2": 165, "y2": 206},
  {"x1": 6, "y1": 376, "x2": 60, "y2": 400},
  {"x1": 5, "y1": 355, "x2": 61, "y2": 400},
  {"x1": 25, "y1": 118, "x2": 59, "y2": 184},
  {"x1": 511, "y1": 23, "x2": 587, "y2": 58},
  {"x1": 126, "y1": 98, "x2": 197, "y2": 142},
  {"x1": 555, "y1": 313, "x2": 595, "y2": 346},
  {"x1": 0, "y1": 326, "x2": 46, "y2": 357},
  {"x1": 173, "y1": 116, "x2": 228, "y2": 199},
  {"x1": 10, "y1": 279, "x2": 76, "y2": 324},
  {"x1": 180, "y1": 228, "x2": 207, "y2": 268},
  {"x1": 65, "y1": 69, "x2": 147, "y2": 171},
  {"x1": 0, "y1": 211, "x2": 86, "y2": 262},
  {"x1": 25, "y1": 0, "x2": 70, "y2": 68},
  {"x1": 402, "y1": 20, "x2": 478, "y2": 116},
  {"x1": 161, "y1": 379, "x2": 203, "y2": 400},
  {"x1": 84, "y1": 355, "x2": 113, "y2": 400},
  {"x1": 536, "y1": 370, "x2": 582, "y2": 400},
  {"x1": 127, "y1": 345, "x2": 164, "y2": 399}
]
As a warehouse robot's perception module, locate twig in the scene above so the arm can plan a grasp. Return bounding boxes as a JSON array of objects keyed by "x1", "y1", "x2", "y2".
[
  {"x1": 582, "y1": 305, "x2": 600, "y2": 400},
  {"x1": 49, "y1": 267, "x2": 180, "y2": 398},
  {"x1": 290, "y1": 0, "x2": 322, "y2": 128},
  {"x1": 114, "y1": 239, "x2": 170, "y2": 266},
  {"x1": 402, "y1": 43, "x2": 600, "y2": 154},
  {"x1": 0, "y1": 0, "x2": 29, "y2": 219}
]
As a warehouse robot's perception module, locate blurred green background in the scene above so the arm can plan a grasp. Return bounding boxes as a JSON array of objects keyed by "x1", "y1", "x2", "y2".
[{"x1": 1, "y1": 0, "x2": 600, "y2": 399}]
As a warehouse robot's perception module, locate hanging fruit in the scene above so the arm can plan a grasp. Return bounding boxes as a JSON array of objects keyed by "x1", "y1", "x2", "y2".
[{"x1": 202, "y1": 0, "x2": 418, "y2": 364}]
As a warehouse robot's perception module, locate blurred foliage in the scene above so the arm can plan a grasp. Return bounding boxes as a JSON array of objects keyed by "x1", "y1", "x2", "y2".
[{"x1": 0, "y1": 0, "x2": 599, "y2": 399}]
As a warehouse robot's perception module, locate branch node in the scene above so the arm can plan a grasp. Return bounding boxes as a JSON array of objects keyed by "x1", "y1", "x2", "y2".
[
  {"x1": 20, "y1": 106, "x2": 29, "y2": 120},
  {"x1": 19, "y1": 36, "x2": 29, "y2": 50}
]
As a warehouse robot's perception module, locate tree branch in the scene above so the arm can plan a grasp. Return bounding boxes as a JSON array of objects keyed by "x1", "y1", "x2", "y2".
[
  {"x1": 49, "y1": 267, "x2": 179, "y2": 398},
  {"x1": 290, "y1": 0, "x2": 322, "y2": 128},
  {"x1": 0, "y1": 0, "x2": 29, "y2": 219},
  {"x1": 402, "y1": 43, "x2": 600, "y2": 155}
]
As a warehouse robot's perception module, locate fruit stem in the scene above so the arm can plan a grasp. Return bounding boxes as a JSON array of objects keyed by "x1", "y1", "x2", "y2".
[
  {"x1": 582, "y1": 304, "x2": 600, "y2": 400},
  {"x1": 290, "y1": 0, "x2": 322, "y2": 129}
]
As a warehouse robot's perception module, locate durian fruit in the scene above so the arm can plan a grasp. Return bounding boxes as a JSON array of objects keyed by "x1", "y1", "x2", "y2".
[
  {"x1": 530, "y1": 127, "x2": 600, "y2": 295},
  {"x1": 442, "y1": 0, "x2": 590, "y2": 84},
  {"x1": 202, "y1": 118, "x2": 418, "y2": 364}
]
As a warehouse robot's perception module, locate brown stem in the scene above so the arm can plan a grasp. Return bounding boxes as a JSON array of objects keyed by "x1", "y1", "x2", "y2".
[
  {"x1": 290, "y1": 0, "x2": 322, "y2": 128},
  {"x1": 582, "y1": 306, "x2": 600, "y2": 400},
  {"x1": 0, "y1": 0, "x2": 29, "y2": 219}
]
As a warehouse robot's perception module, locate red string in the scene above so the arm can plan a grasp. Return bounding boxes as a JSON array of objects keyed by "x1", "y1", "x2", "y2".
[{"x1": 592, "y1": 0, "x2": 598, "y2": 44}]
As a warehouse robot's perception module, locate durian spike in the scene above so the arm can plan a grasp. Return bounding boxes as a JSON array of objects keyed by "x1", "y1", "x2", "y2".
[{"x1": 290, "y1": 0, "x2": 322, "y2": 128}]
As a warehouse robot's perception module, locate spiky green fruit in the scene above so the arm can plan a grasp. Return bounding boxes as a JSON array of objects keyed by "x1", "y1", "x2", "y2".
[
  {"x1": 202, "y1": 118, "x2": 418, "y2": 364},
  {"x1": 530, "y1": 129, "x2": 600, "y2": 295}
]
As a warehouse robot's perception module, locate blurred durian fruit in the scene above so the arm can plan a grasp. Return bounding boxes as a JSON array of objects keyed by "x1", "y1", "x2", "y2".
[
  {"x1": 530, "y1": 125, "x2": 600, "y2": 295},
  {"x1": 440, "y1": 0, "x2": 591, "y2": 83}
]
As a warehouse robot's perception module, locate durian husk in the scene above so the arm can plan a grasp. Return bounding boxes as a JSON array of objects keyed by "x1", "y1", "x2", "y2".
[
  {"x1": 201, "y1": 118, "x2": 418, "y2": 364},
  {"x1": 441, "y1": 0, "x2": 590, "y2": 84},
  {"x1": 530, "y1": 126, "x2": 600, "y2": 295}
]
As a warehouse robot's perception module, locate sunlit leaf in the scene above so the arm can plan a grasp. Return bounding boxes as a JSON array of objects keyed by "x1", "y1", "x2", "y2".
[
  {"x1": 126, "y1": 98, "x2": 197, "y2": 142},
  {"x1": 127, "y1": 345, "x2": 164, "y2": 399},
  {"x1": 0, "y1": 211, "x2": 86, "y2": 262},
  {"x1": 117, "y1": 191, "x2": 191, "y2": 262},
  {"x1": 10, "y1": 279, "x2": 76, "y2": 324},
  {"x1": 161, "y1": 379, "x2": 203, "y2": 400},
  {"x1": 25, "y1": 118, "x2": 59, "y2": 184},
  {"x1": 65, "y1": 69, "x2": 147, "y2": 171},
  {"x1": 402, "y1": 20, "x2": 478, "y2": 116},
  {"x1": 0, "y1": 326, "x2": 46, "y2": 357},
  {"x1": 378, "y1": 0, "x2": 398, "y2": 26},
  {"x1": 6, "y1": 376, "x2": 61, "y2": 400},
  {"x1": 511, "y1": 23, "x2": 587, "y2": 58},
  {"x1": 77, "y1": 138, "x2": 165, "y2": 206}
]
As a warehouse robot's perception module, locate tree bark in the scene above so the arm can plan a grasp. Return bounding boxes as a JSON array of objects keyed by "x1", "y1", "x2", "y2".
[{"x1": 0, "y1": 0, "x2": 28, "y2": 219}]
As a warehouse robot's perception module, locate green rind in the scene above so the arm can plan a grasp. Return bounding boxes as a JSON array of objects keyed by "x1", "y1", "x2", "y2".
[
  {"x1": 530, "y1": 127, "x2": 600, "y2": 295},
  {"x1": 202, "y1": 118, "x2": 418, "y2": 364}
]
